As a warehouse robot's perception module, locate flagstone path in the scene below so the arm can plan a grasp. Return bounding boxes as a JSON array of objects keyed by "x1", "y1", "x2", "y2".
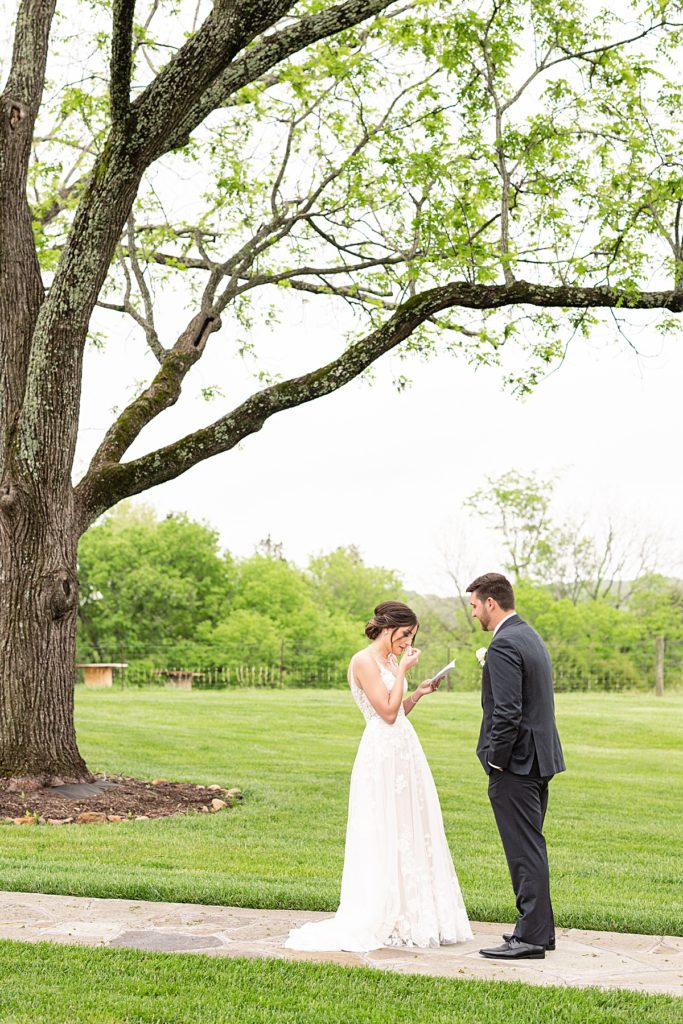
[{"x1": 0, "y1": 891, "x2": 680, "y2": 997}]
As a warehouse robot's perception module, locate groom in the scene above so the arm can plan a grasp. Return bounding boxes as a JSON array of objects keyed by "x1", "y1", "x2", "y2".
[{"x1": 467, "y1": 573, "x2": 565, "y2": 960}]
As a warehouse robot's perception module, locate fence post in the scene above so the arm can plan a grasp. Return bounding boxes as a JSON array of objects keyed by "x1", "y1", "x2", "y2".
[{"x1": 655, "y1": 637, "x2": 665, "y2": 697}]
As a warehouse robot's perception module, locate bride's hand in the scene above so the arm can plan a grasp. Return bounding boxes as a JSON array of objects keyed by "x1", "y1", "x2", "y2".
[
  {"x1": 414, "y1": 678, "x2": 439, "y2": 698},
  {"x1": 400, "y1": 646, "x2": 421, "y2": 671}
]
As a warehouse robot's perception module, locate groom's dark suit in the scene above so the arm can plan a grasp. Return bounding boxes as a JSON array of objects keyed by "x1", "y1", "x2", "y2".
[{"x1": 478, "y1": 614, "x2": 565, "y2": 947}]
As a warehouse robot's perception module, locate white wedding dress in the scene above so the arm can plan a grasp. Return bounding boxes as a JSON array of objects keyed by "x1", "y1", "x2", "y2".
[{"x1": 285, "y1": 653, "x2": 472, "y2": 952}]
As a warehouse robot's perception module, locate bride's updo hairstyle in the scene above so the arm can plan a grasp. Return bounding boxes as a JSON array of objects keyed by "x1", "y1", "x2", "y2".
[{"x1": 365, "y1": 601, "x2": 419, "y2": 643}]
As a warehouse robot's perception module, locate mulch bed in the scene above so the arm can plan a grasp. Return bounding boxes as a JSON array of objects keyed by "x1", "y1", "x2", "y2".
[{"x1": 0, "y1": 775, "x2": 242, "y2": 825}]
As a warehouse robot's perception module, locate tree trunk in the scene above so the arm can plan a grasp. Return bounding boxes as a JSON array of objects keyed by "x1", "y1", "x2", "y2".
[{"x1": 0, "y1": 485, "x2": 89, "y2": 785}]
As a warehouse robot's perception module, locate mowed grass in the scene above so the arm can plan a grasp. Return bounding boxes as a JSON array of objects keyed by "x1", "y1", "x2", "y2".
[
  {"x1": 0, "y1": 941, "x2": 681, "y2": 1024},
  {"x1": 0, "y1": 689, "x2": 680, "y2": 936}
]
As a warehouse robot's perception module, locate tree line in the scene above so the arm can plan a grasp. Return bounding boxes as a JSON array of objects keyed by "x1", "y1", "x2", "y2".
[{"x1": 77, "y1": 499, "x2": 683, "y2": 692}]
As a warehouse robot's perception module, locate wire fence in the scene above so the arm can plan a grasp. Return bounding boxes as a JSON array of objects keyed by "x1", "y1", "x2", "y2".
[{"x1": 74, "y1": 637, "x2": 683, "y2": 693}]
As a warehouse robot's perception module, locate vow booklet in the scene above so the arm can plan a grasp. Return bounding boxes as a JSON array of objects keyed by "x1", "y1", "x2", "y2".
[{"x1": 430, "y1": 660, "x2": 455, "y2": 685}]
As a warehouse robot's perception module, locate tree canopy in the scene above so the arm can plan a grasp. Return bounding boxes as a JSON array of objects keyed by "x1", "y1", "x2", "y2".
[
  {"x1": 4, "y1": 0, "x2": 683, "y2": 534},
  {"x1": 77, "y1": 507, "x2": 400, "y2": 680}
]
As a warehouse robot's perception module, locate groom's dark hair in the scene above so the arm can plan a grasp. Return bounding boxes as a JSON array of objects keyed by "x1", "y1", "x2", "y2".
[{"x1": 466, "y1": 573, "x2": 515, "y2": 610}]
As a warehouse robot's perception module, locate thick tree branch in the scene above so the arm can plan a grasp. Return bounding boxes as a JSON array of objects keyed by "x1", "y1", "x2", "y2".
[
  {"x1": 1, "y1": 0, "x2": 57, "y2": 232},
  {"x1": 131, "y1": 0, "x2": 299, "y2": 162},
  {"x1": 74, "y1": 278, "x2": 683, "y2": 529},
  {"x1": 0, "y1": 0, "x2": 56, "y2": 469},
  {"x1": 209, "y1": 1, "x2": 416, "y2": 117},
  {"x1": 85, "y1": 308, "x2": 221, "y2": 472},
  {"x1": 1, "y1": 0, "x2": 56, "y2": 131},
  {"x1": 18, "y1": 0, "x2": 401, "y2": 493},
  {"x1": 110, "y1": 0, "x2": 137, "y2": 127},
  {"x1": 164, "y1": 0, "x2": 400, "y2": 153},
  {"x1": 90, "y1": 257, "x2": 397, "y2": 474}
]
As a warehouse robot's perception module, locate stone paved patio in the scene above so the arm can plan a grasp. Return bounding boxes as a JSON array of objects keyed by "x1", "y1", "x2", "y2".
[{"x1": 0, "y1": 891, "x2": 680, "y2": 997}]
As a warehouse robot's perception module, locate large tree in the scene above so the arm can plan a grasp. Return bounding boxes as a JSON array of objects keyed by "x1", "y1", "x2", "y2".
[{"x1": 1, "y1": 0, "x2": 682, "y2": 783}]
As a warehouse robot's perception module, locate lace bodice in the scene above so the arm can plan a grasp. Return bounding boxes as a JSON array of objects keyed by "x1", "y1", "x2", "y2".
[{"x1": 349, "y1": 653, "x2": 407, "y2": 723}]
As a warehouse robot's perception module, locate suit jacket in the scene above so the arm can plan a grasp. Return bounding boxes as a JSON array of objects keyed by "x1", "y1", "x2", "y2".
[{"x1": 477, "y1": 614, "x2": 565, "y2": 778}]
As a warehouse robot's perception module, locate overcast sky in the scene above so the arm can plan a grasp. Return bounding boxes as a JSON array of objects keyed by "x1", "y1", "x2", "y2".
[{"x1": 76, "y1": 291, "x2": 683, "y2": 596}]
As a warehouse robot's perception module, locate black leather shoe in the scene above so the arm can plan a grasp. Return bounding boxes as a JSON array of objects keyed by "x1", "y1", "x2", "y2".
[
  {"x1": 479, "y1": 938, "x2": 545, "y2": 959},
  {"x1": 503, "y1": 932, "x2": 555, "y2": 951}
]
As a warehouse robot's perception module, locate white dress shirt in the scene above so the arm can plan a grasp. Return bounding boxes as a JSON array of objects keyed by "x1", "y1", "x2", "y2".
[{"x1": 492, "y1": 611, "x2": 517, "y2": 637}]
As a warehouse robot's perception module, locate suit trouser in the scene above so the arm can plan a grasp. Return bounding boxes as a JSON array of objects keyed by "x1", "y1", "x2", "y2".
[{"x1": 488, "y1": 768, "x2": 555, "y2": 946}]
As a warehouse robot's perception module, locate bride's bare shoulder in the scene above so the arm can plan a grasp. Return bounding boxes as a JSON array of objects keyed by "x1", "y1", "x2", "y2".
[
  {"x1": 351, "y1": 647, "x2": 374, "y2": 668},
  {"x1": 351, "y1": 648, "x2": 380, "y2": 682}
]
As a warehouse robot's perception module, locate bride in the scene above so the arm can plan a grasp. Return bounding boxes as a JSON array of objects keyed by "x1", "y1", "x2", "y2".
[{"x1": 285, "y1": 601, "x2": 472, "y2": 952}]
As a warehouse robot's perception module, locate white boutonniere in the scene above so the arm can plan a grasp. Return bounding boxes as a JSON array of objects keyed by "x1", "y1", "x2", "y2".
[{"x1": 476, "y1": 647, "x2": 488, "y2": 667}]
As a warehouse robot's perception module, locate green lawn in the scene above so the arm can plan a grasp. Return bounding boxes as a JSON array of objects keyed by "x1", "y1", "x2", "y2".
[
  {"x1": 0, "y1": 690, "x2": 681, "y2": 936},
  {"x1": 0, "y1": 941, "x2": 680, "y2": 1024}
]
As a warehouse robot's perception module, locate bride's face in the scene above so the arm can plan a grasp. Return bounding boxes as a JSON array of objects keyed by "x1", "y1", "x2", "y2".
[{"x1": 385, "y1": 626, "x2": 417, "y2": 656}]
